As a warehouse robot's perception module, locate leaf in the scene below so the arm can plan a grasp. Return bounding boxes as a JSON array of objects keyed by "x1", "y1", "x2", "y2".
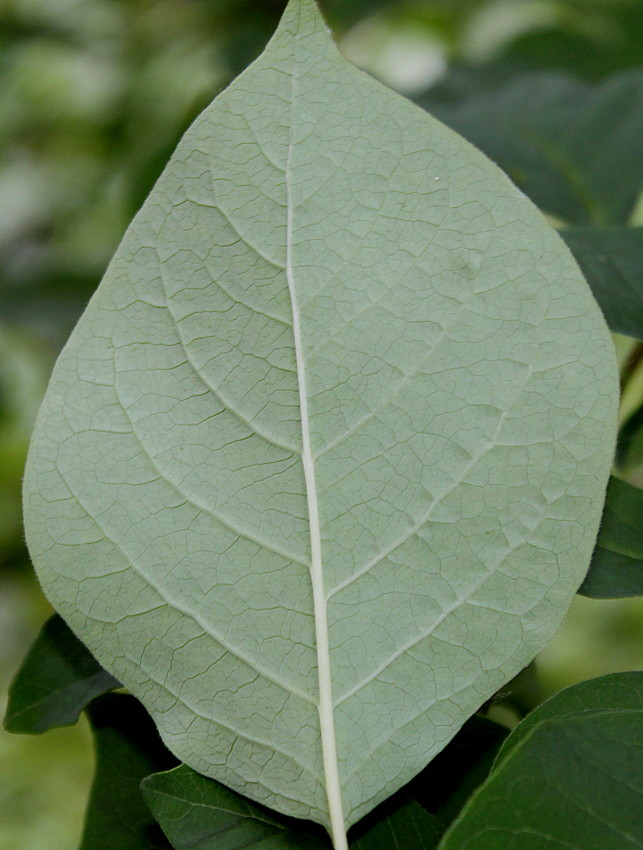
[
  {"x1": 220, "y1": 0, "x2": 392, "y2": 76},
  {"x1": 438, "y1": 672, "x2": 643, "y2": 850},
  {"x1": 560, "y1": 227, "x2": 643, "y2": 340},
  {"x1": 618, "y1": 402, "x2": 643, "y2": 471},
  {"x1": 492, "y1": 671, "x2": 643, "y2": 765},
  {"x1": 417, "y1": 70, "x2": 643, "y2": 225},
  {"x1": 581, "y1": 548, "x2": 643, "y2": 599},
  {"x1": 407, "y1": 715, "x2": 508, "y2": 828},
  {"x1": 492, "y1": 8, "x2": 643, "y2": 81},
  {"x1": 142, "y1": 765, "x2": 442, "y2": 850},
  {"x1": 4, "y1": 613, "x2": 119, "y2": 734},
  {"x1": 22, "y1": 0, "x2": 618, "y2": 845},
  {"x1": 350, "y1": 797, "x2": 443, "y2": 850},
  {"x1": 82, "y1": 694, "x2": 176, "y2": 850},
  {"x1": 143, "y1": 764, "x2": 330, "y2": 850},
  {"x1": 580, "y1": 477, "x2": 643, "y2": 598}
]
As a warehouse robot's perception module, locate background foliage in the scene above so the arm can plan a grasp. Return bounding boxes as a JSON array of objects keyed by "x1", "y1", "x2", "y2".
[{"x1": 1, "y1": 1, "x2": 642, "y2": 848}]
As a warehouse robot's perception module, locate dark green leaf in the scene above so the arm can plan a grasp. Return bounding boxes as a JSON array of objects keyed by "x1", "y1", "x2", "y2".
[
  {"x1": 142, "y1": 766, "x2": 443, "y2": 850},
  {"x1": 595, "y1": 477, "x2": 643, "y2": 558},
  {"x1": 618, "y1": 403, "x2": 643, "y2": 471},
  {"x1": 581, "y1": 548, "x2": 643, "y2": 599},
  {"x1": 561, "y1": 227, "x2": 643, "y2": 340},
  {"x1": 493, "y1": 10, "x2": 643, "y2": 82},
  {"x1": 407, "y1": 715, "x2": 508, "y2": 828},
  {"x1": 4, "y1": 614, "x2": 119, "y2": 734},
  {"x1": 581, "y1": 477, "x2": 643, "y2": 598},
  {"x1": 142, "y1": 764, "x2": 330, "y2": 849},
  {"x1": 82, "y1": 694, "x2": 176, "y2": 850},
  {"x1": 0, "y1": 275, "x2": 96, "y2": 349},
  {"x1": 438, "y1": 672, "x2": 643, "y2": 850},
  {"x1": 492, "y1": 671, "x2": 643, "y2": 765},
  {"x1": 417, "y1": 70, "x2": 643, "y2": 225},
  {"x1": 220, "y1": 0, "x2": 392, "y2": 76},
  {"x1": 350, "y1": 796, "x2": 443, "y2": 850}
]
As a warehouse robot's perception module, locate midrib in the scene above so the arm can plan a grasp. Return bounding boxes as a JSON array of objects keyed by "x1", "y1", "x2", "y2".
[{"x1": 285, "y1": 54, "x2": 348, "y2": 850}]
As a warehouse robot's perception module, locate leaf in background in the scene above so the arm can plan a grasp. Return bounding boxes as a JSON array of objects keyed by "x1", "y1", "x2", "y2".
[
  {"x1": 0, "y1": 269, "x2": 99, "y2": 350},
  {"x1": 142, "y1": 766, "x2": 442, "y2": 850},
  {"x1": 407, "y1": 715, "x2": 508, "y2": 829},
  {"x1": 617, "y1": 402, "x2": 643, "y2": 472},
  {"x1": 82, "y1": 694, "x2": 176, "y2": 850},
  {"x1": 438, "y1": 672, "x2": 643, "y2": 850},
  {"x1": 350, "y1": 797, "x2": 443, "y2": 850},
  {"x1": 22, "y1": 0, "x2": 618, "y2": 844},
  {"x1": 143, "y1": 764, "x2": 330, "y2": 850},
  {"x1": 4, "y1": 614, "x2": 119, "y2": 734},
  {"x1": 492, "y1": 1, "x2": 643, "y2": 81},
  {"x1": 580, "y1": 477, "x2": 643, "y2": 598},
  {"x1": 561, "y1": 227, "x2": 643, "y2": 340},
  {"x1": 220, "y1": 0, "x2": 394, "y2": 76},
  {"x1": 417, "y1": 70, "x2": 643, "y2": 225},
  {"x1": 492, "y1": 671, "x2": 642, "y2": 764}
]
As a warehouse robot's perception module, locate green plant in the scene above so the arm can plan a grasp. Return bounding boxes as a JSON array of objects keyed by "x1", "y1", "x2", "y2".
[{"x1": 5, "y1": 1, "x2": 643, "y2": 849}]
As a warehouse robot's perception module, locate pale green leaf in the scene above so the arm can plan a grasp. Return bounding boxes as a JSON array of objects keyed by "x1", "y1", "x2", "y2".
[{"x1": 23, "y1": 0, "x2": 618, "y2": 847}]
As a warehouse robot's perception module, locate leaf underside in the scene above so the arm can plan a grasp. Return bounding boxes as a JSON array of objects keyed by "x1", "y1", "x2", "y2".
[{"x1": 23, "y1": 0, "x2": 618, "y2": 840}]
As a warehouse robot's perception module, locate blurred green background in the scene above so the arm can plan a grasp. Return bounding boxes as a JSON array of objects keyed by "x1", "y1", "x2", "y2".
[{"x1": 1, "y1": 1, "x2": 642, "y2": 848}]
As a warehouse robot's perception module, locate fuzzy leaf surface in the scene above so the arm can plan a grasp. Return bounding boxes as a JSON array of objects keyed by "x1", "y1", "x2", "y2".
[{"x1": 23, "y1": 0, "x2": 618, "y2": 839}]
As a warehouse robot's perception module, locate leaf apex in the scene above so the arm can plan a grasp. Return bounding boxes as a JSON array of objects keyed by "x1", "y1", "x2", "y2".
[{"x1": 275, "y1": 0, "x2": 329, "y2": 40}]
